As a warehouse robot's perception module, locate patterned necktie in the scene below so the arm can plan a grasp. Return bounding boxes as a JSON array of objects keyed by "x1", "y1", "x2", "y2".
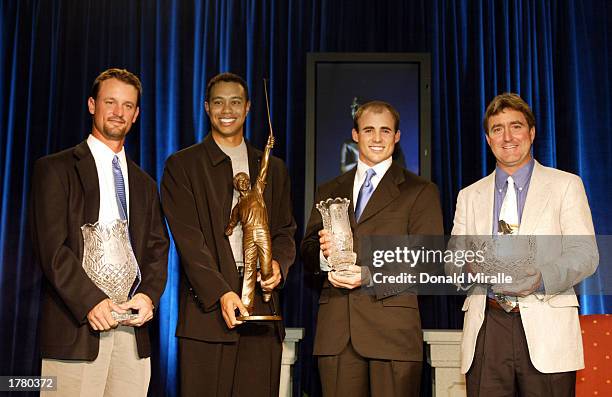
[
  {"x1": 355, "y1": 168, "x2": 376, "y2": 221},
  {"x1": 499, "y1": 176, "x2": 519, "y2": 234},
  {"x1": 112, "y1": 155, "x2": 128, "y2": 221},
  {"x1": 495, "y1": 175, "x2": 520, "y2": 311}
]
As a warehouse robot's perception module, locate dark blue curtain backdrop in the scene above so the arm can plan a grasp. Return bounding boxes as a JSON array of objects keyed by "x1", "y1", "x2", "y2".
[{"x1": 1, "y1": 1, "x2": 610, "y2": 396}]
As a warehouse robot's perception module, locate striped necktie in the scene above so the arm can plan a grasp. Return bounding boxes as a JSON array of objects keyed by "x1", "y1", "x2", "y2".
[{"x1": 112, "y1": 155, "x2": 128, "y2": 221}]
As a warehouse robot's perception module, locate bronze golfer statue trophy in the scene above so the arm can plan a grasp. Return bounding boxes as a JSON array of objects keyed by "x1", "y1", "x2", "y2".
[{"x1": 224, "y1": 79, "x2": 282, "y2": 321}]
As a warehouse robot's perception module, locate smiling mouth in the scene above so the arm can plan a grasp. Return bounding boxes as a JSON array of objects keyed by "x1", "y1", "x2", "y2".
[
  {"x1": 220, "y1": 118, "x2": 236, "y2": 125},
  {"x1": 502, "y1": 145, "x2": 518, "y2": 150},
  {"x1": 369, "y1": 146, "x2": 385, "y2": 152}
]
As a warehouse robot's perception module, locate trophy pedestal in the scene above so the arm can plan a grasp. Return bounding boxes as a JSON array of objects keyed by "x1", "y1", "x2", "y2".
[{"x1": 237, "y1": 314, "x2": 282, "y2": 321}]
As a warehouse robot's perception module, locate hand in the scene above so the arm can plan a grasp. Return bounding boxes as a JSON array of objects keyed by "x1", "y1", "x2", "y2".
[
  {"x1": 492, "y1": 266, "x2": 542, "y2": 297},
  {"x1": 319, "y1": 229, "x2": 334, "y2": 258},
  {"x1": 267, "y1": 135, "x2": 275, "y2": 148},
  {"x1": 259, "y1": 260, "x2": 282, "y2": 292},
  {"x1": 118, "y1": 293, "x2": 154, "y2": 327},
  {"x1": 328, "y1": 265, "x2": 362, "y2": 290},
  {"x1": 220, "y1": 291, "x2": 249, "y2": 329},
  {"x1": 225, "y1": 226, "x2": 234, "y2": 236},
  {"x1": 87, "y1": 298, "x2": 123, "y2": 331}
]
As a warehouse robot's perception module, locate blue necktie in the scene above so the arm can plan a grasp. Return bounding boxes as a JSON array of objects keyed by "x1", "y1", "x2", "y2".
[
  {"x1": 355, "y1": 168, "x2": 376, "y2": 221},
  {"x1": 112, "y1": 155, "x2": 128, "y2": 221}
]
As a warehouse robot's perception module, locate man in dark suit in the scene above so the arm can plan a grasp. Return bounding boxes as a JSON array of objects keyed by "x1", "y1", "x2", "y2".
[
  {"x1": 302, "y1": 101, "x2": 444, "y2": 397},
  {"x1": 30, "y1": 68, "x2": 169, "y2": 396},
  {"x1": 161, "y1": 72, "x2": 296, "y2": 397}
]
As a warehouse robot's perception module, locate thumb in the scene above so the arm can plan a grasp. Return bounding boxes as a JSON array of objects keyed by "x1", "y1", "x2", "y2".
[
  {"x1": 111, "y1": 301, "x2": 127, "y2": 313},
  {"x1": 235, "y1": 298, "x2": 249, "y2": 317}
]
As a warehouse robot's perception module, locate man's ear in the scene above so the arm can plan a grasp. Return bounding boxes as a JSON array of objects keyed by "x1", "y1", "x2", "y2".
[
  {"x1": 87, "y1": 97, "x2": 96, "y2": 115},
  {"x1": 352, "y1": 128, "x2": 359, "y2": 143}
]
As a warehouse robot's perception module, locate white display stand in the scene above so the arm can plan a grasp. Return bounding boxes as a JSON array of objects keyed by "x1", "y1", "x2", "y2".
[
  {"x1": 423, "y1": 329, "x2": 466, "y2": 397},
  {"x1": 280, "y1": 327, "x2": 305, "y2": 397}
]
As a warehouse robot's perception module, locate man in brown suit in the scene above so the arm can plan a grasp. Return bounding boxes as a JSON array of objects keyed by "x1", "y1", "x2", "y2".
[
  {"x1": 161, "y1": 72, "x2": 296, "y2": 397},
  {"x1": 302, "y1": 101, "x2": 444, "y2": 397},
  {"x1": 30, "y1": 68, "x2": 169, "y2": 396}
]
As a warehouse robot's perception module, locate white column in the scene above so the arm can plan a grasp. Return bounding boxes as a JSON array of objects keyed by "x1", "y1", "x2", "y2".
[
  {"x1": 423, "y1": 329, "x2": 466, "y2": 397},
  {"x1": 279, "y1": 327, "x2": 305, "y2": 397}
]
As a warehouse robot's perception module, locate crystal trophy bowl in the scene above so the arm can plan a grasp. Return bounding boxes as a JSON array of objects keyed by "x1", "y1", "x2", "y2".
[
  {"x1": 81, "y1": 220, "x2": 140, "y2": 322},
  {"x1": 316, "y1": 198, "x2": 357, "y2": 275}
]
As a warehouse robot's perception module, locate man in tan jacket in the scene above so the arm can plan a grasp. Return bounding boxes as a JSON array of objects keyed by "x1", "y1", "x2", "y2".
[{"x1": 451, "y1": 93, "x2": 599, "y2": 396}]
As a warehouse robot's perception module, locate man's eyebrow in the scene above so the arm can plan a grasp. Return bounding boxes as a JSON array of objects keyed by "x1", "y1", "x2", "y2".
[{"x1": 210, "y1": 95, "x2": 244, "y2": 100}]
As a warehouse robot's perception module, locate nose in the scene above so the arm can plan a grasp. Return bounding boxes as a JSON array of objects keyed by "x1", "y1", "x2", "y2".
[
  {"x1": 502, "y1": 126, "x2": 513, "y2": 141},
  {"x1": 372, "y1": 130, "x2": 383, "y2": 142},
  {"x1": 221, "y1": 101, "x2": 231, "y2": 114},
  {"x1": 113, "y1": 103, "x2": 124, "y2": 116}
]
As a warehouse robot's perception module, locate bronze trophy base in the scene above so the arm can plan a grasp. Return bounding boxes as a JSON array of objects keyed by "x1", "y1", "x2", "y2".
[{"x1": 237, "y1": 314, "x2": 282, "y2": 321}]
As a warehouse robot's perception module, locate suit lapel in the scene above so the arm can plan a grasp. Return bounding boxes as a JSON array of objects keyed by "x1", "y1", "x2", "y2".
[
  {"x1": 357, "y1": 163, "x2": 402, "y2": 225},
  {"x1": 203, "y1": 135, "x2": 234, "y2": 225},
  {"x1": 127, "y1": 159, "x2": 145, "y2": 253},
  {"x1": 74, "y1": 141, "x2": 100, "y2": 225},
  {"x1": 473, "y1": 172, "x2": 495, "y2": 235},
  {"x1": 519, "y1": 161, "x2": 551, "y2": 235}
]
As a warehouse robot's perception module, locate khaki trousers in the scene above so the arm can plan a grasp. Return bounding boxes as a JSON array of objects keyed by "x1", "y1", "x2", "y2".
[{"x1": 41, "y1": 326, "x2": 150, "y2": 397}]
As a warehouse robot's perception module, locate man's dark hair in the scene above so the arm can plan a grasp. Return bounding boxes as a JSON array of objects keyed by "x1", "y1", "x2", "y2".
[
  {"x1": 483, "y1": 92, "x2": 535, "y2": 133},
  {"x1": 353, "y1": 100, "x2": 400, "y2": 132},
  {"x1": 91, "y1": 68, "x2": 142, "y2": 104},
  {"x1": 205, "y1": 72, "x2": 250, "y2": 102}
]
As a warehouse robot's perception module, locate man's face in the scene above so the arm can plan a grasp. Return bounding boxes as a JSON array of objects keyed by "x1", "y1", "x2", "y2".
[
  {"x1": 88, "y1": 78, "x2": 139, "y2": 142},
  {"x1": 351, "y1": 108, "x2": 400, "y2": 167},
  {"x1": 205, "y1": 81, "x2": 250, "y2": 140},
  {"x1": 485, "y1": 108, "x2": 535, "y2": 174}
]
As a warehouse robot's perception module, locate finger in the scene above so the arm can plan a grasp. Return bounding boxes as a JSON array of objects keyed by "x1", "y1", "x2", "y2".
[
  {"x1": 234, "y1": 299, "x2": 249, "y2": 318},
  {"x1": 88, "y1": 318, "x2": 100, "y2": 331},
  {"x1": 112, "y1": 301, "x2": 129, "y2": 313},
  {"x1": 221, "y1": 307, "x2": 235, "y2": 329}
]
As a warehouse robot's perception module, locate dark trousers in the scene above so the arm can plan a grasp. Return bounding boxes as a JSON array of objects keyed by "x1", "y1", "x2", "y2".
[
  {"x1": 318, "y1": 341, "x2": 421, "y2": 397},
  {"x1": 179, "y1": 322, "x2": 281, "y2": 397},
  {"x1": 466, "y1": 306, "x2": 576, "y2": 397}
]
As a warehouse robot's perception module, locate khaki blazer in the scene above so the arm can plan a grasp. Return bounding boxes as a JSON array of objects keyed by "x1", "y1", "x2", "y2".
[
  {"x1": 451, "y1": 160, "x2": 599, "y2": 373},
  {"x1": 302, "y1": 162, "x2": 444, "y2": 361}
]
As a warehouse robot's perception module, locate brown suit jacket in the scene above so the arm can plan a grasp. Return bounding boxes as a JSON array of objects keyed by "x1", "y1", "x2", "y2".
[
  {"x1": 161, "y1": 135, "x2": 296, "y2": 342},
  {"x1": 302, "y1": 162, "x2": 444, "y2": 361},
  {"x1": 29, "y1": 140, "x2": 169, "y2": 360}
]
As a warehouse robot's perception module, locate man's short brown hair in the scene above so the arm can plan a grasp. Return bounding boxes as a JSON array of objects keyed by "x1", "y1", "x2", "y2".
[
  {"x1": 353, "y1": 100, "x2": 400, "y2": 132},
  {"x1": 483, "y1": 93, "x2": 535, "y2": 133},
  {"x1": 91, "y1": 68, "x2": 142, "y2": 104},
  {"x1": 205, "y1": 72, "x2": 250, "y2": 102}
]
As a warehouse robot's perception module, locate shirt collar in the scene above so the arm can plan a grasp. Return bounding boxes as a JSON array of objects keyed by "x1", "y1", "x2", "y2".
[
  {"x1": 495, "y1": 158, "x2": 535, "y2": 190},
  {"x1": 87, "y1": 134, "x2": 127, "y2": 165},
  {"x1": 356, "y1": 156, "x2": 392, "y2": 182}
]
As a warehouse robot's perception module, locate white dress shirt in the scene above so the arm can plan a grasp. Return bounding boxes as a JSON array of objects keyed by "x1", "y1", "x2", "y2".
[{"x1": 87, "y1": 134, "x2": 130, "y2": 224}]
